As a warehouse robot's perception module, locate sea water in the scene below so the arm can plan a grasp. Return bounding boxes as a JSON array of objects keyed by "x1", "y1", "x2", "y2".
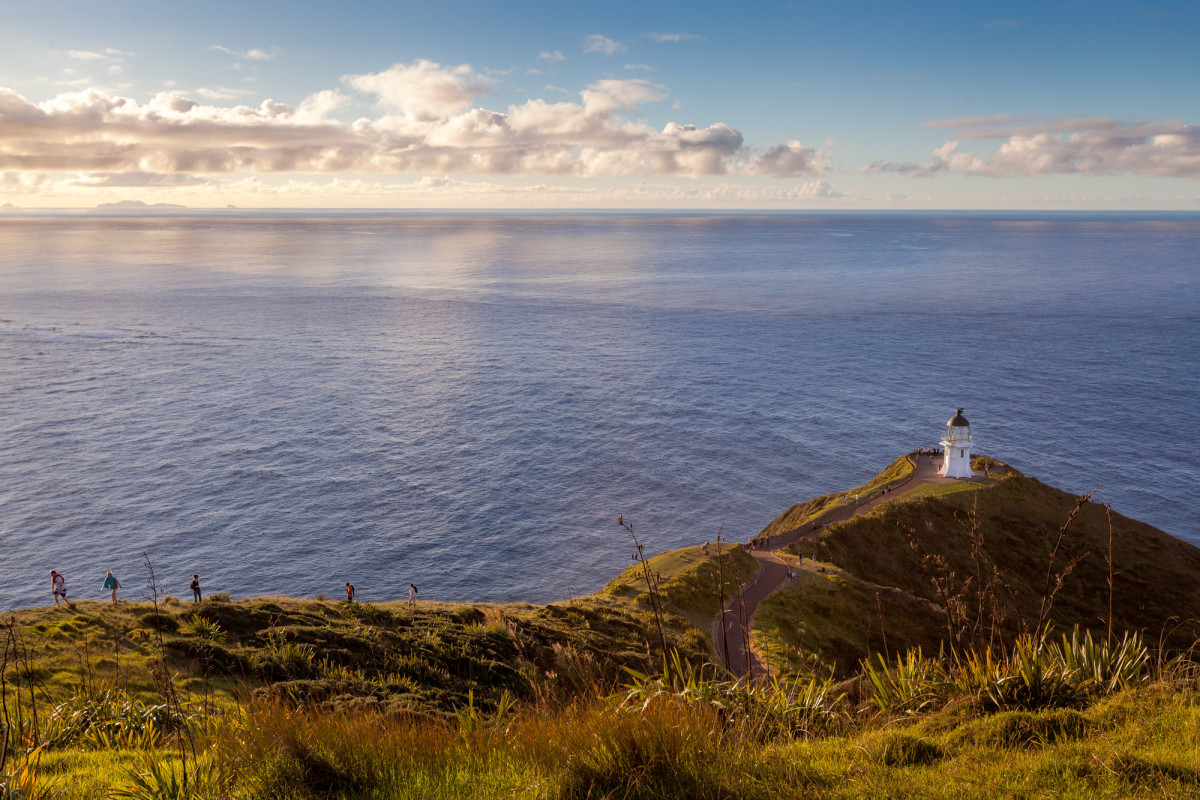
[{"x1": 1, "y1": 211, "x2": 1197, "y2": 609}]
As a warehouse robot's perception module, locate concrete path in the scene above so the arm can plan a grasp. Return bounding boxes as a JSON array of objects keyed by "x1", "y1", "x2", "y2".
[
  {"x1": 714, "y1": 548, "x2": 790, "y2": 680},
  {"x1": 715, "y1": 452, "x2": 987, "y2": 679}
]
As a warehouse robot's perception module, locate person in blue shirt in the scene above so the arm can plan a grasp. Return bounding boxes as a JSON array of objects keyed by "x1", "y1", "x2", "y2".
[{"x1": 102, "y1": 571, "x2": 121, "y2": 605}]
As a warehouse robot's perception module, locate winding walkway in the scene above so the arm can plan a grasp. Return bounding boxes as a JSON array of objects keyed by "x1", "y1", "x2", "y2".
[{"x1": 714, "y1": 453, "x2": 983, "y2": 679}]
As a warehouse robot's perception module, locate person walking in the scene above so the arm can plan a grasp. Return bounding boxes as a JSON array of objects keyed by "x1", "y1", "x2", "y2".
[
  {"x1": 190, "y1": 574, "x2": 202, "y2": 603},
  {"x1": 50, "y1": 570, "x2": 67, "y2": 605},
  {"x1": 345, "y1": 582, "x2": 355, "y2": 601},
  {"x1": 102, "y1": 571, "x2": 121, "y2": 605},
  {"x1": 408, "y1": 582, "x2": 418, "y2": 608}
]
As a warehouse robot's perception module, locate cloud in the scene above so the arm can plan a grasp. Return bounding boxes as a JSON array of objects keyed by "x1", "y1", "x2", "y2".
[
  {"x1": 923, "y1": 113, "x2": 1022, "y2": 130},
  {"x1": 583, "y1": 35, "x2": 624, "y2": 55},
  {"x1": 866, "y1": 118, "x2": 1200, "y2": 179},
  {"x1": 65, "y1": 48, "x2": 132, "y2": 62},
  {"x1": 344, "y1": 59, "x2": 493, "y2": 120},
  {"x1": 624, "y1": 64, "x2": 654, "y2": 71},
  {"x1": 64, "y1": 171, "x2": 210, "y2": 187},
  {"x1": 209, "y1": 45, "x2": 279, "y2": 61},
  {"x1": 0, "y1": 62, "x2": 828, "y2": 181},
  {"x1": 744, "y1": 140, "x2": 829, "y2": 177},
  {"x1": 647, "y1": 32, "x2": 704, "y2": 43},
  {"x1": 795, "y1": 179, "x2": 844, "y2": 198},
  {"x1": 537, "y1": 50, "x2": 565, "y2": 62},
  {"x1": 195, "y1": 86, "x2": 257, "y2": 100}
]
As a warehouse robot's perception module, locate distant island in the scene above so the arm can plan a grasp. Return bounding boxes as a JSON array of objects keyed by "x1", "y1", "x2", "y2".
[
  {"x1": 6, "y1": 453, "x2": 1200, "y2": 799},
  {"x1": 95, "y1": 199, "x2": 187, "y2": 209}
]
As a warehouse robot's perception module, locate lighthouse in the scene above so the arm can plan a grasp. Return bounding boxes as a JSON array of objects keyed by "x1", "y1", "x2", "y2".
[{"x1": 939, "y1": 408, "x2": 975, "y2": 479}]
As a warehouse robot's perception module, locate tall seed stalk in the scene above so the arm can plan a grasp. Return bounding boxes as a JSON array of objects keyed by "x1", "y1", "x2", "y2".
[
  {"x1": 618, "y1": 517, "x2": 668, "y2": 657},
  {"x1": 142, "y1": 553, "x2": 197, "y2": 791},
  {"x1": 1035, "y1": 489, "x2": 1097, "y2": 640}
]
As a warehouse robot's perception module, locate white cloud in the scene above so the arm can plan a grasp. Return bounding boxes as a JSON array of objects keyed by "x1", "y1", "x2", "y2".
[
  {"x1": 195, "y1": 86, "x2": 257, "y2": 100},
  {"x1": 624, "y1": 64, "x2": 654, "y2": 71},
  {"x1": 209, "y1": 45, "x2": 279, "y2": 62},
  {"x1": 583, "y1": 35, "x2": 624, "y2": 55},
  {"x1": 66, "y1": 48, "x2": 131, "y2": 61},
  {"x1": 64, "y1": 171, "x2": 210, "y2": 187},
  {"x1": 0, "y1": 62, "x2": 829, "y2": 182},
  {"x1": 344, "y1": 59, "x2": 493, "y2": 120},
  {"x1": 647, "y1": 32, "x2": 704, "y2": 43},
  {"x1": 791, "y1": 179, "x2": 844, "y2": 198},
  {"x1": 867, "y1": 117, "x2": 1200, "y2": 179},
  {"x1": 537, "y1": 50, "x2": 565, "y2": 62}
]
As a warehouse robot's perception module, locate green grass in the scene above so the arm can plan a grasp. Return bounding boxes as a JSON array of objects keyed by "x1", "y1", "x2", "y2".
[
  {"x1": 20, "y1": 681, "x2": 1186, "y2": 799},
  {"x1": 758, "y1": 454, "x2": 916, "y2": 538},
  {"x1": 752, "y1": 558, "x2": 947, "y2": 680},
  {"x1": 7, "y1": 455, "x2": 1200, "y2": 797},
  {"x1": 0, "y1": 593, "x2": 701, "y2": 722},
  {"x1": 603, "y1": 544, "x2": 759, "y2": 633},
  {"x1": 785, "y1": 471, "x2": 1200, "y2": 653}
]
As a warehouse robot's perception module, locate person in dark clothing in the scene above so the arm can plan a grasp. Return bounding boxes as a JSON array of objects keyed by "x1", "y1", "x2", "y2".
[{"x1": 190, "y1": 574, "x2": 202, "y2": 602}]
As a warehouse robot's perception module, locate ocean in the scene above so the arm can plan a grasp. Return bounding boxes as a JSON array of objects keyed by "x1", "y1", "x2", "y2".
[{"x1": 1, "y1": 211, "x2": 1197, "y2": 610}]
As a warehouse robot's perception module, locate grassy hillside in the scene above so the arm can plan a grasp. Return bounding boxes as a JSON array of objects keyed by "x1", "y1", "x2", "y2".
[
  {"x1": 757, "y1": 455, "x2": 915, "y2": 539},
  {"x1": 602, "y1": 543, "x2": 759, "y2": 633},
  {"x1": 6, "y1": 458, "x2": 1200, "y2": 798},
  {"x1": 752, "y1": 556, "x2": 947, "y2": 679},
  {"x1": 756, "y1": 465, "x2": 1200, "y2": 681},
  {"x1": 0, "y1": 593, "x2": 706, "y2": 720}
]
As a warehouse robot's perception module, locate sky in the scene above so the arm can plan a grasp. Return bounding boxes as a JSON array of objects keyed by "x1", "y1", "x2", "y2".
[{"x1": 0, "y1": 0, "x2": 1197, "y2": 209}]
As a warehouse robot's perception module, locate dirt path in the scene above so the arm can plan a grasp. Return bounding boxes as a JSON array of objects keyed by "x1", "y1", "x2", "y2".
[{"x1": 715, "y1": 453, "x2": 982, "y2": 678}]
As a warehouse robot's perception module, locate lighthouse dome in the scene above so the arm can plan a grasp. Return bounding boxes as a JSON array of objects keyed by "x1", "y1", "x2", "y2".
[{"x1": 947, "y1": 408, "x2": 969, "y2": 428}]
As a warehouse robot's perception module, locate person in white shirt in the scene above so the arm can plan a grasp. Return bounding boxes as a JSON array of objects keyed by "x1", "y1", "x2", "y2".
[{"x1": 50, "y1": 570, "x2": 67, "y2": 605}]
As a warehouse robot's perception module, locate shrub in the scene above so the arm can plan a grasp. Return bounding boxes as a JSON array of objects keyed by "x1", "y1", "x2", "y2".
[
  {"x1": 188, "y1": 614, "x2": 225, "y2": 642},
  {"x1": 618, "y1": 650, "x2": 842, "y2": 738},
  {"x1": 862, "y1": 648, "x2": 947, "y2": 713},
  {"x1": 41, "y1": 689, "x2": 191, "y2": 750}
]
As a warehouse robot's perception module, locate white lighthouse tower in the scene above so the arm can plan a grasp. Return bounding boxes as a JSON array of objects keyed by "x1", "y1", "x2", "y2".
[{"x1": 938, "y1": 408, "x2": 975, "y2": 479}]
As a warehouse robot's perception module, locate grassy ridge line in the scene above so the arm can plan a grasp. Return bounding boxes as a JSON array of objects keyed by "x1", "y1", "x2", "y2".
[
  {"x1": 788, "y1": 471, "x2": 1200, "y2": 646},
  {"x1": 755, "y1": 467, "x2": 1200, "y2": 683},
  {"x1": 757, "y1": 454, "x2": 915, "y2": 539}
]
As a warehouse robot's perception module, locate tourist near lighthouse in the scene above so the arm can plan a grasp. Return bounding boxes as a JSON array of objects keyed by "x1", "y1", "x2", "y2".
[{"x1": 939, "y1": 408, "x2": 975, "y2": 479}]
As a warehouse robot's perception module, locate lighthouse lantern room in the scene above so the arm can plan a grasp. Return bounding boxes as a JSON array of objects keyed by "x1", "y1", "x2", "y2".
[{"x1": 938, "y1": 408, "x2": 975, "y2": 479}]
